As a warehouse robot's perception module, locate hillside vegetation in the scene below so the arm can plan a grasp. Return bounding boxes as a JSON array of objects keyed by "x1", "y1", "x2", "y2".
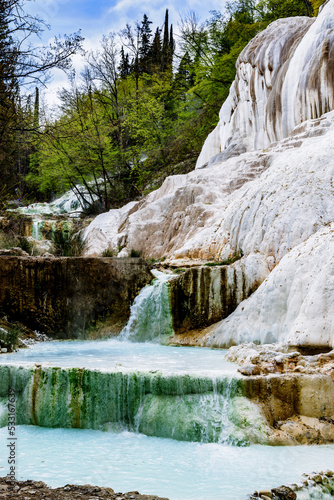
[{"x1": 0, "y1": 0, "x2": 326, "y2": 212}]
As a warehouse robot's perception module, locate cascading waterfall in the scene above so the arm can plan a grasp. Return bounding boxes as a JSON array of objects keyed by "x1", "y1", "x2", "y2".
[
  {"x1": 0, "y1": 363, "x2": 268, "y2": 445},
  {"x1": 0, "y1": 267, "x2": 271, "y2": 446},
  {"x1": 119, "y1": 270, "x2": 174, "y2": 344},
  {"x1": 31, "y1": 220, "x2": 44, "y2": 241}
]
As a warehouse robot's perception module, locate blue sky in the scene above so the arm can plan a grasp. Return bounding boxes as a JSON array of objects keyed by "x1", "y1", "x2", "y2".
[{"x1": 27, "y1": 0, "x2": 227, "y2": 107}]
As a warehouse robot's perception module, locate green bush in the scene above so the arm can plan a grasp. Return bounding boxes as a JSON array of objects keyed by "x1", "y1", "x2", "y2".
[
  {"x1": 18, "y1": 237, "x2": 33, "y2": 254},
  {"x1": 0, "y1": 325, "x2": 21, "y2": 352},
  {"x1": 130, "y1": 249, "x2": 142, "y2": 258},
  {"x1": 102, "y1": 247, "x2": 115, "y2": 257},
  {"x1": 51, "y1": 229, "x2": 87, "y2": 256}
]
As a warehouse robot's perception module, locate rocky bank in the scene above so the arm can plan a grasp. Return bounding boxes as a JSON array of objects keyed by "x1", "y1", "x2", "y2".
[{"x1": 0, "y1": 478, "x2": 168, "y2": 500}]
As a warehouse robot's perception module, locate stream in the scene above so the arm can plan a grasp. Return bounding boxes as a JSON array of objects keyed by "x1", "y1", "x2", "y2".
[{"x1": 1, "y1": 272, "x2": 334, "y2": 499}]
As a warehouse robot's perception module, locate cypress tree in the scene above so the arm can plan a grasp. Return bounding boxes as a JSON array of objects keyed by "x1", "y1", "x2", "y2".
[
  {"x1": 119, "y1": 46, "x2": 131, "y2": 78},
  {"x1": 168, "y1": 24, "x2": 174, "y2": 69},
  {"x1": 34, "y1": 87, "x2": 39, "y2": 129},
  {"x1": 139, "y1": 14, "x2": 152, "y2": 74},
  {"x1": 149, "y1": 27, "x2": 162, "y2": 72},
  {"x1": 161, "y1": 9, "x2": 169, "y2": 71}
]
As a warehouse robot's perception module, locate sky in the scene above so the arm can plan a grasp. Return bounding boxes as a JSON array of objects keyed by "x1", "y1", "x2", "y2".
[{"x1": 25, "y1": 0, "x2": 227, "y2": 108}]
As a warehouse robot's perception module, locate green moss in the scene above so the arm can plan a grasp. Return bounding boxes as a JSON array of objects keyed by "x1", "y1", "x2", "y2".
[{"x1": 205, "y1": 250, "x2": 244, "y2": 267}]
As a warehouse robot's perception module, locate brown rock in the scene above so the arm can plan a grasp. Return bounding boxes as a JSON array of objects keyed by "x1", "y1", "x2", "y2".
[
  {"x1": 0, "y1": 257, "x2": 152, "y2": 338},
  {"x1": 259, "y1": 490, "x2": 273, "y2": 498},
  {"x1": 271, "y1": 486, "x2": 296, "y2": 499},
  {"x1": 238, "y1": 364, "x2": 261, "y2": 376},
  {"x1": 0, "y1": 478, "x2": 169, "y2": 500}
]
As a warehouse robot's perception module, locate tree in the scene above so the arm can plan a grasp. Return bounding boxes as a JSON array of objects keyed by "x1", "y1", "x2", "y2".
[
  {"x1": 0, "y1": 0, "x2": 83, "y2": 200},
  {"x1": 139, "y1": 14, "x2": 152, "y2": 74},
  {"x1": 161, "y1": 9, "x2": 174, "y2": 72},
  {"x1": 119, "y1": 47, "x2": 131, "y2": 78},
  {"x1": 257, "y1": 0, "x2": 314, "y2": 20},
  {"x1": 0, "y1": 0, "x2": 83, "y2": 86},
  {"x1": 148, "y1": 28, "x2": 162, "y2": 72}
]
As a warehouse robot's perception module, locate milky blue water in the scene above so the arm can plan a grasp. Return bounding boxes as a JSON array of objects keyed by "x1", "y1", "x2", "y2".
[
  {"x1": 0, "y1": 426, "x2": 333, "y2": 500},
  {"x1": 1, "y1": 341, "x2": 333, "y2": 499},
  {"x1": 0, "y1": 339, "x2": 237, "y2": 376}
]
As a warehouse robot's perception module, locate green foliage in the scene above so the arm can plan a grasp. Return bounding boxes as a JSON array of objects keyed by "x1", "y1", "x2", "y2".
[
  {"x1": 0, "y1": 325, "x2": 22, "y2": 352},
  {"x1": 257, "y1": 0, "x2": 314, "y2": 20},
  {"x1": 0, "y1": 231, "x2": 35, "y2": 255},
  {"x1": 101, "y1": 247, "x2": 115, "y2": 257},
  {"x1": 205, "y1": 250, "x2": 244, "y2": 266},
  {"x1": 22, "y1": 0, "x2": 326, "y2": 210},
  {"x1": 17, "y1": 237, "x2": 33, "y2": 254},
  {"x1": 130, "y1": 249, "x2": 142, "y2": 257},
  {"x1": 0, "y1": 232, "x2": 16, "y2": 250},
  {"x1": 0, "y1": 1, "x2": 83, "y2": 202},
  {"x1": 172, "y1": 268, "x2": 186, "y2": 274},
  {"x1": 51, "y1": 229, "x2": 87, "y2": 257}
]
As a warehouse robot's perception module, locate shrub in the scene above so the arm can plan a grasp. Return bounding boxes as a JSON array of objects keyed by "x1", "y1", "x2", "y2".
[
  {"x1": 0, "y1": 325, "x2": 21, "y2": 352},
  {"x1": 102, "y1": 247, "x2": 115, "y2": 257},
  {"x1": 130, "y1": 249, "x2": 142, "y2": 258},
  {"x1": 18, "y1": 237, "x2": 33, "y2": 254},
  {"x1": 51, "y1": 229, "x2": 87, "y2": 256}
]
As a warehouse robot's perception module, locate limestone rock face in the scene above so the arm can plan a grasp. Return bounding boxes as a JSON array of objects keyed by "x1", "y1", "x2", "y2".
[
  {"x1": 84, "y1": 112, "x2": 334, "y2": 264},
  {"x1": 82, "y1": 6, "x2": 334, "y2": 348},
  {"x1": 170, "y1": 255, "x2": 268, "y2": 334},
  {"x1": 196, "y1": 0, "x2": 334, "y2": 168},
  {"x1": 0, "y1": 257, "x2": 152, "y2": 337},
  {"x1": 203, "y1": 225, "x2": 334, "y2": 348}
]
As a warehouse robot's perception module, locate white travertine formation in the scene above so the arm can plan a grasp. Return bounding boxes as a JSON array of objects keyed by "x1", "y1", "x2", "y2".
[
  {"x1": 83, "y1": 5, "x2": 334, "y2": 347},
  {"x1": 204, "y1": 224, "x2": 334, "y2": 349},
  {"x1": 84, "y1": 113, "x2": 334, "y2": 265},
  {"x1": 196, "y1": 0, "x2": 334, "y2": 168}
]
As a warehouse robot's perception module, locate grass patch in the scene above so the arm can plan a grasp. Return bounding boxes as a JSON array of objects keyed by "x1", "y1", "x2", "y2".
[
  {"x1": 0, "y1": 232, "x2": 36, "y2": 255},
  {"x1": 51, "y1": 229, "x2": 87, "y2": 256},
  {"x1": 101, "y1": 246, "x2": 115, "y2": 257},
  {"x1": 205, "y1": 250, "x2": 244, "y2": 267}
]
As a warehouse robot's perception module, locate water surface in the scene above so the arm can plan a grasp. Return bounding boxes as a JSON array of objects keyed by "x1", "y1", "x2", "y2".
[
  {"x1": 0, "y1": 426, "x2": 333, "y2": 500},
  {"x1": 0, "y1": 339, "x2": 236, "y2": 376}
]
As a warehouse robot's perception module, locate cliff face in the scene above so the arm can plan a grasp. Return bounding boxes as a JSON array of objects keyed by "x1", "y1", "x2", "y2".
[
  {"x1": 196, "y1": 1, "x2": 334, "y2": 167},
  {"x1": 170, "y1": 257, "x2": 267, "y2": 334},
  {"x1": 0, "y1": 257, "x2": 152, "y2": 337},
  {"x1": 82, "y1": 4, "x2": 334, "y2": 348}
]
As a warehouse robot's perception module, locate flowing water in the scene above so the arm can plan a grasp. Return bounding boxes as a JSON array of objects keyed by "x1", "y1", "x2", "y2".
[
  {"x1": 119, "y1": 270, "x2": 174, "y2": 344},
  {"x1": 0, "y1": 426, "x2": 333, "y2": 500},
  {"x1": 0, "y1": 339, "x2": 236, "y2": 374},
  {"x1": 0, "y1": 272, "x2": 333, "y2": 498},
  {"x1": 0, "y1": 343, "x2": 252, "y2": 445},
  {"x1": 31, "y1": 220, "x2": 44, "y2": 241}
]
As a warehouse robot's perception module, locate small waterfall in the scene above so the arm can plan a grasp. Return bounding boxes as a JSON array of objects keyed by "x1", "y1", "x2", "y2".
[
  {"x1": 119, "y1": 270, "x2": 174, "y2": 344},
  {"x1": 31, "y1": 220, "x2": 44, "y2": 241},
  {"x1": 0, "y1": 364, "x2": 269, "y2": 444}
]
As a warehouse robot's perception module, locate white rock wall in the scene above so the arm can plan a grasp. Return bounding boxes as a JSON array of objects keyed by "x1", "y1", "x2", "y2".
[
  {"x1": 84, "y1": 112, "x2": 334, "y2": 265},
  {"x1": 196, "y1": 0, "x2": 334, "y2": 168},
  {"x1": 204, "y1": 224, "x2": 334, "y2": 349},
  {"x1": 82, "y1": 7, "x2": 334, "y2": 348}
]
